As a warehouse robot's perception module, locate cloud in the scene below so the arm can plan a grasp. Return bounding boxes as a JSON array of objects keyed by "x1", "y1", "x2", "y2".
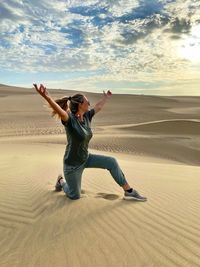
[
  {"x1": 0, "y1": 3, "x2": 20, "y2": 21},
  {"x1": 60, "y1": 26, "x2": 85, "y2": 48},
  {"x1": 117, "y1": 14, "x2": 169, "y2": 45},
  {"x1": 68, "y1": 4, "x2": 108, "y2": 17},
  {"x1": 118, "y1": 0, "x2": 164, "y2": 22},
  {"x1": 0, "y1": 0, "x2": 200, "y2": 95},
  {"x1": 107, "y1": 0, "x2": 140, "y2": 17},
  {"x1": 170, "y1": 17, "x2": 192, "y2": 33}
]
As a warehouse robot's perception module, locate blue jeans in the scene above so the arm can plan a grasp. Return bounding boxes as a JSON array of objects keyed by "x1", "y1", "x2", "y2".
[{"x1": 62, "y1": 153, "x2": 128, "y2": 200}]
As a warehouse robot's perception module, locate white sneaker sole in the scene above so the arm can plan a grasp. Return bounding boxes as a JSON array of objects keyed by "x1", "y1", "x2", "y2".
[{"x1": 123, "y1": 196, "x2": 147, "y2": 201}]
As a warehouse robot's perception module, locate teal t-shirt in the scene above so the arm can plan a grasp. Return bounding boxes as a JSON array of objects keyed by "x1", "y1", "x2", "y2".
[{"x1": 61, "y1": 108, "x2": 95, "y2": 171}]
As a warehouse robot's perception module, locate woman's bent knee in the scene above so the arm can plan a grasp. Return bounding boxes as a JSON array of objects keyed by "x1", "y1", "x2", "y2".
[{"x1": 109, "y1": 157, "x2": 118, "y2": 167}]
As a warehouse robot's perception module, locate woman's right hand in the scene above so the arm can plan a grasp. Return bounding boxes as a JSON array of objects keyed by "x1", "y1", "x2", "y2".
[{"x1": 33, "y1": 83, "x2": 50, "y2": 99}]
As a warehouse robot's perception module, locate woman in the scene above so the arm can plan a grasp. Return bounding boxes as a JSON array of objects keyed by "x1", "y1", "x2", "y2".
[{"x1": 33, "y1": 83, "x2": 147, "y2": 201}]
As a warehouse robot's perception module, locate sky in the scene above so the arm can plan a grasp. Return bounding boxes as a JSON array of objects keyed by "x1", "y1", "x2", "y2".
[{"x1": 0, "y1": 0, "x2": 200, "y2": 95}]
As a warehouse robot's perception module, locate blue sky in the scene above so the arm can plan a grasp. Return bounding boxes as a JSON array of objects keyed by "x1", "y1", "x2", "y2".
[{"x1": 0, "y1": 0, "x2": 200, "y2": 95}]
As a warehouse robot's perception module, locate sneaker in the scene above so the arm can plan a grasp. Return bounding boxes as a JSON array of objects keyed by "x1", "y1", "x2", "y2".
[
  {"x1": 55, "y1": 174, "x2": 63, "y2": 192},
  {"x1": 123, "y1": 189, "x2": 147, "y2": 201}
]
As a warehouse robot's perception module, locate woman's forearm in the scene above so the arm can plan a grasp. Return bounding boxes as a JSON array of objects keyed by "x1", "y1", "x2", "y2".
[
  {"x1": 33, "y1": 83, "x2": 68, "y2": 119},
  {"x1": 94, "y1": 95, "x2": 108, "y2": 110}
]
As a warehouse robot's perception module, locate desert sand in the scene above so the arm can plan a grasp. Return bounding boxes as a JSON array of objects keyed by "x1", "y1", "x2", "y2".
[{"x1": 0, "y1": 84, "x2": 200, "y2": 267}]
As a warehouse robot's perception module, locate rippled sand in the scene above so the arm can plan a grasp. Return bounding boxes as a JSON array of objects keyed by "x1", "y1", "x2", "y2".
[{"x1": 0, "y1": 84, "x2": 200, "y2": 267}]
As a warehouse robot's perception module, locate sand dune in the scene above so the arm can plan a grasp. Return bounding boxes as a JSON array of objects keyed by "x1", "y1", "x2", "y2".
[
  {"x1": 0, "y1": 143, "x2": 200, "y2": 267},
  {"x1": 91, "y1": 135, "x2": 200, "y2": 166},
  {"x1": 1, "y1": 85, "x2": 200, "y2": 266},
  {"x1": 124, "y1": 119, "x2": 200, "y2": 135},
  {"x1": 169, "y1": 107, "x2": 200, "y2": 115}
]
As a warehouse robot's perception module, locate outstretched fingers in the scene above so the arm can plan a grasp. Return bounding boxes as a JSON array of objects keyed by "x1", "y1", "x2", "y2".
[
  {"x1": 107, "y1": 90, "x2": 112, "y2": 95},
  {"x1": 33, "y1": 83, "x2": 39, "y2": 91},
  {"x1": 103, "y1": 89, "x2": 112, "y2": 97},
  {"x1": 33, "y1": 83, "x2": 48, "y2": 98},
  {"x1": 33, "y1": 83, "x2": 43, "y2": 92},
  {"x1": 40, "y1": 84, "x2": 47, "y2": 94},
  {"x1": 40, "y1": 84, "x2": 44, "y2": 93}
]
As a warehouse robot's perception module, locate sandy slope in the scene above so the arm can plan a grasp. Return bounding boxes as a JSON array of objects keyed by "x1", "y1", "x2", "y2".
[
  {"x1": 0, "y1": 142, "x2": 200, "y2": 267},
  {"x1": 0, "y1": 85, "x2": 200, "y2": 267},
  {"x1": 0, "y1": 84, "x2": 200, "y2": 165}
]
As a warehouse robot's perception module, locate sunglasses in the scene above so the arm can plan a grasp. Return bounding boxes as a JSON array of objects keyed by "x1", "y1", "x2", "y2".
[{"x1": 83, "y1": 99, "x2": 90, "y2": 105}]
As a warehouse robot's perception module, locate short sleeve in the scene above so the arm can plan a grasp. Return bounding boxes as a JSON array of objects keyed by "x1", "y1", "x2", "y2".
[
  {"x1": 61, "y1": 119, "x2": 68, "y2": 126},
  {"x1": 86, "y1": 108, "x2": 95, "y2": 122},
  {"x1": 61, "y1": 111, "x2": 71, "y2": 126}
]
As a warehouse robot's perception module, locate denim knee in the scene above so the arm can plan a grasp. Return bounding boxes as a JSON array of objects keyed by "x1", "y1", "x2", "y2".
[
  {"x1": 68, "y1": 195, "x2": 81, "y2": 200},
  {"x1": 67, "y1": 190, "x2": 81, "y2": 200},
  {"x1": 62, "y1": 182, "x2": 81, "y2": 200},
  {"x1": 109, "y1": 157, "x2": 118, "y2": 168}
]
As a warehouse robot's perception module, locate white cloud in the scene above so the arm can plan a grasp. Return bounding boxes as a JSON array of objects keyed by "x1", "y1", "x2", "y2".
[
  {"x1": 0, "y1": 0, "x2": 200, "y2": 95},
  {"x1": 107, "y1": 0, "x2": 140, "y2": 17}
]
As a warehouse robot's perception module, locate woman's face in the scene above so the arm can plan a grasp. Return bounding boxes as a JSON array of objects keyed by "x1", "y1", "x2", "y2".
[{"x1": 79, "y1": 96, "x2": 90, "y2": 112}]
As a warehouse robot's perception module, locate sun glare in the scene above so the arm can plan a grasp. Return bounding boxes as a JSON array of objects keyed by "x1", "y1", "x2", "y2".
[{"x1": 178, "y1": 25, "x2": 200, "y2": 62}]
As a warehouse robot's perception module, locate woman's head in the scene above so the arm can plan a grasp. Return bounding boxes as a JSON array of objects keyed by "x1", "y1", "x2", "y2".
[
  {"x1": 69, "y1": 94, "x2": 90, "y2": 114},
  {"x1": 51, "y1": 93, "x2": 90, "y2": 118}
]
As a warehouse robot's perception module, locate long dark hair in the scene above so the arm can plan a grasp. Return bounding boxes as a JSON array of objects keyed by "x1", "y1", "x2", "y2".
[{"x1": 50, "y1": 93, "x2": 85, "y2": 118}]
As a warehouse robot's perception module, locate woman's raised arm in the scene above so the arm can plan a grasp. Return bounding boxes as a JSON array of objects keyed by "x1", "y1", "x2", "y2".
[
  {"x1": 33, "y1": 83, "x2": 69, "y2": 121},
  {"x1": 93, "y1": 90, "x2": 112, "y2": 114}
]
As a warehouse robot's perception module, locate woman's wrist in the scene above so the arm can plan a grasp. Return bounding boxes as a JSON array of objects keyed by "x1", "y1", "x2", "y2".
[
  {"x1": 44, "y1": 94, "x2": 51, "y2": 102},
  {"x1": 103, "y1": 94, "x2": 109, "y2": 100}
]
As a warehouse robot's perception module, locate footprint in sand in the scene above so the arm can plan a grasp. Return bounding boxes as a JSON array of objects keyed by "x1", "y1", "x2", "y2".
[
  {"x1": 95, "y1": 192, "x2": 120, "y2": 200},
  {"x1": 81, "y1": 190, "x2": 120, "y2": 200}
]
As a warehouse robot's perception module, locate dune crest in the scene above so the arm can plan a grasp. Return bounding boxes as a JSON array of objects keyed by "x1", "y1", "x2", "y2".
[{"x1": 129, "y1": 119, "x2": 200, "y2": 135}]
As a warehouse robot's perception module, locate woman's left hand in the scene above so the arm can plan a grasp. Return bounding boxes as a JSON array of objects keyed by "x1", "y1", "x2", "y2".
[{"x1": 103, "y1": 90, "x2": 112, "y2": 98}]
